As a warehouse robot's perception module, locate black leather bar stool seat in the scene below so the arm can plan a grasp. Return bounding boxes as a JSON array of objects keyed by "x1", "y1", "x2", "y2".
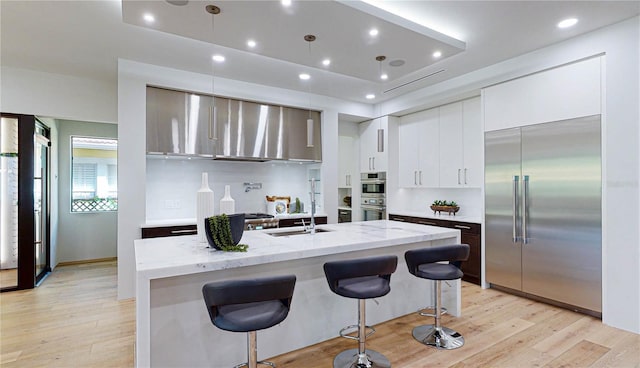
[
  {"x1": 324, "y1": 255, "x2": 398, "y2": 368},
  {"x1": 405, "y1": 244, "x2": 469, "y2": 350},
  {"x1": 202, "y1": 275, "x2": 296, "y2": 368}
]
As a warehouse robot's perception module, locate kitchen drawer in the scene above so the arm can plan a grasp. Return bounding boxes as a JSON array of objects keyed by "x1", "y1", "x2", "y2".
[
  {"x1": 278, "y1": 216, "x2": 327, "y2": 228},
  {"x1": 141, "y1": 225, "x2": 197, "y2": 239},
  {"x1": 389, "y1": 213, "x2": 481, "y2": 285}
]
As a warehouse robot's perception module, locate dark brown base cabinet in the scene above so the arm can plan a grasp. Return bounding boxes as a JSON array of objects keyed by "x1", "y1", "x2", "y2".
[
  {"x1": 389, "y1": 214, "x2": 481, "y2": 285},
  {"x1": 141, "y1": 225, "x2": 197, "y2": 239},
  {"x1": 278, "y1": 216, "x2": 328, "y2": 228},
  {"x1": 141, "y1": 216, "x2": 329, "y2": 239}
]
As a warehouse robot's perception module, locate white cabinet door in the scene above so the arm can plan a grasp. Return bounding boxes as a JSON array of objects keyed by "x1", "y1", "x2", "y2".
[
  {"x1": 398, "y1": 117, "x2": 421, "y2": 188},
  {"x1": 359, "y1": 118, "x2": 387, "y2": 172},
  {"x1": 417, "y1": 109, "x2": 440, "y2": 187},
  {"x1": 462, "y1": 97, "x2": 482, "y2": 187},
  {"x1": 338, "y1": 135, "x2": 355, "y2": 187},
  {"x1": 438, "y1": 102, "x2": 464, "y2": 187},
  {"x1": 398, "y1": 108, "x2": 439, "y2": 188}
]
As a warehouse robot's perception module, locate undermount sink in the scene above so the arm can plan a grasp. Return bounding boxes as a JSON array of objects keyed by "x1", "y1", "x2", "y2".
[{"x1": 267, "y1": 228, "x2": 331, "y2": 237}]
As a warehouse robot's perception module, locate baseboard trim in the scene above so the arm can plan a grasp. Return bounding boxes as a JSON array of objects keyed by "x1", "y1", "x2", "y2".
[{"x1": 57, "y1": 257, "x2": 117, "y2": 267}]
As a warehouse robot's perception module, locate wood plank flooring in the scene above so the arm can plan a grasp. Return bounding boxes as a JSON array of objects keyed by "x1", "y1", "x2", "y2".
[{"x1": 1, "y1": 261, "x2": 638, "y2": 367}]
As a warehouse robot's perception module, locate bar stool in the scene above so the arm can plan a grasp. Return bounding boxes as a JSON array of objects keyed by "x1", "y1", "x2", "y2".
[
  {"x1": 405, "y1": 244, "x2": 469, "y2": 350},
  {"x1": 323, "y1": 255, "x2": 398, "y2": 368},
  {"x1": 202, "y1": 275, "x2": 296, "y2": 368}
]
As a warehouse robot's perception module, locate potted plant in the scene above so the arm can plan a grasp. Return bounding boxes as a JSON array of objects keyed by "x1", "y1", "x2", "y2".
[{"x1": 204, "y1": 213, "x2": 248, "y2": 251}]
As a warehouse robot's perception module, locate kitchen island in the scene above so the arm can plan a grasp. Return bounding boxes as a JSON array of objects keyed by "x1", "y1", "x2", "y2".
[{"x1": 134, "y1": 220, "x2": 461, "y2": 367}]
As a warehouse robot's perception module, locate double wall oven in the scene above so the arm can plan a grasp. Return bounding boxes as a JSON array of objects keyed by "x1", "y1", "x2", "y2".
[{"x1": 361, "y1": 172, "x2": 386, "y2": 221}]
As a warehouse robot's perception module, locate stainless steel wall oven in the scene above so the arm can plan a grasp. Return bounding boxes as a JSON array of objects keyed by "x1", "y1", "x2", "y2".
[{"x1": 361, "y1": 172, "x2": 386, "y2": 221}]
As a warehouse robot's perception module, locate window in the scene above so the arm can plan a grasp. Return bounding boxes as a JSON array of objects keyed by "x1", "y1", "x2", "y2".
[{"x1": 71, "y1": 137, "x2": 117, "y2": 212}]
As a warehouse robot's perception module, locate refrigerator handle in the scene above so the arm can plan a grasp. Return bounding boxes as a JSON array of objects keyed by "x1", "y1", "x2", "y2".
[
  {"x1": 523, "y1": 175, "x2": 529, "y2": 244},
  {"x1": 512, "y1": 175, "x2": 519, "y2": 243}
]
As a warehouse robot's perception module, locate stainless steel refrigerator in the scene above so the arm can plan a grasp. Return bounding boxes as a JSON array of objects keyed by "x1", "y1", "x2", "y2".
[{"x1": 485, "y1": 115, "x2": 602, "y2": 314}]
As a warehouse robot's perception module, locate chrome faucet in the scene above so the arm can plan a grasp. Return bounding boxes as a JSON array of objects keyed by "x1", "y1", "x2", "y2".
[{"x1": 308, "y1": 178, "x2": 317, "y2": 234}]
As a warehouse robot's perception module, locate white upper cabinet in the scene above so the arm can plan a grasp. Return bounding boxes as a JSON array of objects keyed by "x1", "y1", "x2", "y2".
[
  {"x1": 398, "y1": 97, "x2": 482, "y2": 188},
  {"x1": 398, "y1": 108, "x2": 439, "y2": 187},
  {"x1": 438, "y1": 102, "x2": 464, "y2": 187},
  {"x1": 338, "y1": 135, "x2": 356, "y2": 187},
  {"x1": 483, "y1": 57, "x2": 601, "y2": 131},
  {"x1": 359, "y1": 118, "x2": 387, "y2": 173},
  {"x1": 439, "y1": 97, "x2": 483, "y2": 188},
  {"x1": 462, "y1": 97, "x2": 482, "y2": 187}
]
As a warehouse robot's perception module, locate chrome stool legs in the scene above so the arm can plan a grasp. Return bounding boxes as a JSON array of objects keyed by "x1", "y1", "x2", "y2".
[
  {"x1": 412, "y1": 280, "x2": 464, "y2": 350},
  {"x1": 334, "y1": 299, "x2": 391, "y2": 368},
  {"x1": 233, "y1": 331, "x2": 276, "y2": 368}
]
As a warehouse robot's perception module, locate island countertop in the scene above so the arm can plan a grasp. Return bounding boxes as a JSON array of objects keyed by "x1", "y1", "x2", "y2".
[
  {"x1": 134, "y1": 220, "x2": 459, "y2": 279},
  {"x1": 134, "y1": 220, "x2": 461, "y2": 368}
]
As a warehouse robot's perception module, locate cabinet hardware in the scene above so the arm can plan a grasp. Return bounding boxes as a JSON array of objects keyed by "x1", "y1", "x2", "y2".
[
  {"x1": 464, "y1": 168, "x2": 468, "y2": 185},
  {"x1": 512, "y1": 175, "x2": 519, "y2": 243},
  {"x1": 414, "y1": 171, "x2": 417, "y2": 185},
  {"x1": 454, "y1": 225, "x2": 471, "y2": 230},
  {"x1": 419, "y1": 221, "x2": 437, "y2": 226},
  {"x1": 372, "y1": 157, "x2": 375, "y2": 170},
  {"x1": 457, "y1": 169, "x2": 461, "y2": 185},
  {"x1": 523, "y1": 175, "x2": 529, "y2": 244},
  {"x1": 392, "y1": 217, "x2": 405, "y2": 222},
  {"x1": 419, "y1": 171, "x2": 423, "y2": 185},
  {"x1": 208, "y1": 105, "x2": 213, "y2": 139},
  {"x1": 170, "y1": 229, "x2": 197, "y2": 234}
]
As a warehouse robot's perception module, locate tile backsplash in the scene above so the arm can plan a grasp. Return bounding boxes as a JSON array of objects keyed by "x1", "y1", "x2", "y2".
[{"x1": 146, "y1": 158, "x2": 318, "y2": 221}]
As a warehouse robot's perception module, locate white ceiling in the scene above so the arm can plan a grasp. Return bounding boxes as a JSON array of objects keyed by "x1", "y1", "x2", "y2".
[{"x1": 1, "y1": 1, "x2": 638, "y2": 104}]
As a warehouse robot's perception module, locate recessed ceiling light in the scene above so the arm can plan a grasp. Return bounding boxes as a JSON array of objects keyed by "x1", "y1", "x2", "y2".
[
  {"x1": 557, "y1": 18, "x2": 578, "y2": 29},
  {"x1": 366, "y1": 94, "x2": 376, "y2": 100},
  {"x1": 299, "y1": 73, "x2": 310, "y2": 80},
  {"x1": 433, "y1": 51, "x2": 442, "y2": 58},
  {"x1": 369, "y1": 28, "x2": 379, "y2": 37},
  {"x1": 143, "y1": 13, "x2": 155, "y2": 23},
  {"x1": 389, "y1": 59, "x2": 405, "y2": 67},
  {"x1": 212, "y1": 55, "x2": 225, "y2": 63},
  {"x1": 281, "y1": 0, "x2": 292, "y2": 7},
  {"x1": 322, "y1": 59, "x2": 331, "y2": 66},
  {"x1": 247, "y1": 40, "x2": 256, "y2": 48},
  {"x1": 380, "y1": 74, "x2": 388, "y2": 80}
]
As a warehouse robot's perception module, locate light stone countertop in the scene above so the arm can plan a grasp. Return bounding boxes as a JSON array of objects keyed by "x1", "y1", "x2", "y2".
[{"x1": 134, "y1": 220, "x2": 459, "y2": 280}]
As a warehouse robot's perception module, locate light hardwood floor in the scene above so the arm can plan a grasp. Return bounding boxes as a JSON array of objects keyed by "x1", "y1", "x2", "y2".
[{"x1": 1, "y1": 261, "x2": 638, "y2": 367}]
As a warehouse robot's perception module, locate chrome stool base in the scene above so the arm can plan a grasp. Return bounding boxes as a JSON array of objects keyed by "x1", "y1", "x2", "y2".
[
  {"x1": 234, "y1": 362, "x2": 275, "y2": 368},
  {"x1": 412, "y1": 324, "x2": 464, "y2": 350},
  {"x1": 333, "y1": 348, "x2": 391, "y2": 368}
]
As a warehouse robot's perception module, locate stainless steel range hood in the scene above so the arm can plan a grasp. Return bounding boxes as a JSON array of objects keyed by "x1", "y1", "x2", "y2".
[{"x1": 146, "y1": 86, "x2": 322, "y2": 162}]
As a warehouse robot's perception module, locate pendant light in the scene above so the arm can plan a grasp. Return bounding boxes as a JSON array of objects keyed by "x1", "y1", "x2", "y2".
[
  {"x1": 376, "y1": 55, "x2": 386, "y2": 153},
  {"x1": 207, "y1": 4, "x2": 220, "y2": 144},
  {"x1": 304, "y1": 34, "x2": 316, "y2": 148}
]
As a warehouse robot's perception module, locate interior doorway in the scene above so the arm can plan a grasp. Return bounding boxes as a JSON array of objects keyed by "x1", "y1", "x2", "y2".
[{"x1": 1, "y1": 114, "x2": 51, "y2": 291}]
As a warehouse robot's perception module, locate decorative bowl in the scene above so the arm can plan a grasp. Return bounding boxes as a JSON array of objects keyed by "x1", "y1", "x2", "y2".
[
  {"x1": 430, "y1": 205, "x2": 460, "y2": 216},
  {"x1": 204, "y1": 213, "x2": 245, "y2": 249}
]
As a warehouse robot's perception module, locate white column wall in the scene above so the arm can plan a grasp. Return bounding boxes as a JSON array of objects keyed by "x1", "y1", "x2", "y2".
[{"x1": 117, "y1": 60, "x2": 373, "y2": 299}]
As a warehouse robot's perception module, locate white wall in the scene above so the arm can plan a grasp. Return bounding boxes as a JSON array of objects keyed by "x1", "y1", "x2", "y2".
[
  {"x1": 379, "y1": 17, "x2": 640, "y2": 334},
  {"x1": 0, "y1": 67, "x2": 116, "y2": 123},
  {"x1": 56, "y1": 119, "x2": 118, "y2": 263}
]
